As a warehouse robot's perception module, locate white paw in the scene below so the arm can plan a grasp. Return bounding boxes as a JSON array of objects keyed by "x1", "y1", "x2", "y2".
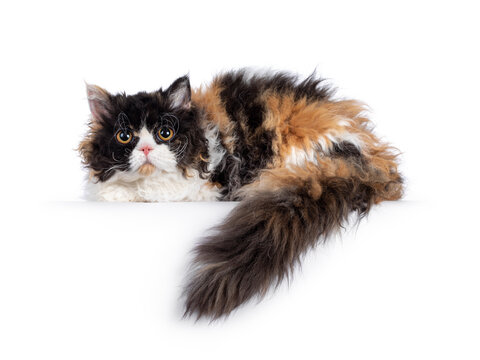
[{"x1": 97, "y1": 185, "x2": 138, "y2": 202}]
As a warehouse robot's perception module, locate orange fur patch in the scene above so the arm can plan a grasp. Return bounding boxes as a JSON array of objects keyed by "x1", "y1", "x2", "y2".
[
  {"x1": 259, "y1": 93, "x2": 402, "y2": 202},
  {"x1": 77, "y1": 118, "x2": 103, "y2": 178},
  {"x1": 262, "y1": 93, "x2": 360, "y2": 162},
  {"x1": 192, "y1": 80, "x2": 236, "y2": 153},
  {"x1": 138, "y1": 163, "x2": 155, "y2": 176}
]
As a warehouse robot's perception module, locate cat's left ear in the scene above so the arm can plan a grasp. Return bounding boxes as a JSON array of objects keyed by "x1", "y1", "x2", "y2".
[{"x1": 166, "y1": 75, "x2": 191, "y2": 110}]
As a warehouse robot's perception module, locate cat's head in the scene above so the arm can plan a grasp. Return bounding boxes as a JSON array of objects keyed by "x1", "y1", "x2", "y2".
[{"x1": 79, "y1": 76, "x2": 209, "y2": 182}]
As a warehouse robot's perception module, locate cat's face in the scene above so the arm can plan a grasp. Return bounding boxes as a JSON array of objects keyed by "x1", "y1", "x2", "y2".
[{"x1": 79, "y1": 76, "x2": 209, "y2": 182}]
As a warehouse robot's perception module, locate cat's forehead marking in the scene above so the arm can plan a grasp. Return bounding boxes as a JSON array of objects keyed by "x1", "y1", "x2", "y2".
[
  {"x1": 138, "y1": 127, "x2": 151, "y2": 138},
  {"x1": 134, "y1": 126, "x2": 155, "y2": 144}
]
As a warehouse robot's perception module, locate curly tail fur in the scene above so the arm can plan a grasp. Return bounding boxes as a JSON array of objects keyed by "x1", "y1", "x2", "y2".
[{"x1": 183, "y1": 164, "x2": 402, "y2": 319}]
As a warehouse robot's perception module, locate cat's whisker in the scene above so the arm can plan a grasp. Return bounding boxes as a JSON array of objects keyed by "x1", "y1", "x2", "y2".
[
  {"x1": 100, "y1": 162, "x2": 128, "y2": 176},
  {"x1": 174, "y1": 139, "x2": 188, "y2": 159}
]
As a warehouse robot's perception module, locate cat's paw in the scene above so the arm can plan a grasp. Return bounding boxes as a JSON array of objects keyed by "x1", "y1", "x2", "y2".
[{"x1": 97, "y1": 185, "x2": 137, "y2": 202}]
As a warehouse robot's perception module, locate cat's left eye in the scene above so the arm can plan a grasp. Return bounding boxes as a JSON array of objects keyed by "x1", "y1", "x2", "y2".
[{"x1": 157, "y1": 127, "x2": 174, "y2": 142}]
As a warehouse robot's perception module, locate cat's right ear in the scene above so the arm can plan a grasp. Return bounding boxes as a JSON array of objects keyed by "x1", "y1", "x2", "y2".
[
  {"x1": 165, "y1": 75, "x2": 191, "y2": 110},
  {"x1": 86, "y1": 83, "x2": 112, "y2": 121}
]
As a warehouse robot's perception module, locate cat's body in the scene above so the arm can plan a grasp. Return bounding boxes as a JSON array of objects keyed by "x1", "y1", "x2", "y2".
[{"x1": 79, "y1": 70, "x2": 403, "y2": 319}]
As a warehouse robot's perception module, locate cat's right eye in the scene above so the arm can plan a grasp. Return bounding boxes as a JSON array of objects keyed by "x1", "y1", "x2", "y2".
[{"x1": 116, "y1": 130, "x2": 133, "y2": 144}]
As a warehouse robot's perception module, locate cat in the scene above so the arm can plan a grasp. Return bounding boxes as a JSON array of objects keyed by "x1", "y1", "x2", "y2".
[{"x1": 78, "y1": 70, "x2": 403, "y2": 319}]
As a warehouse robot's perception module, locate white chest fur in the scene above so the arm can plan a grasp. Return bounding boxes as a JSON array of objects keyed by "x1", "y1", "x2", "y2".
[{"x1": 87, "y1": 169, "x2": 220, "y2": 202}]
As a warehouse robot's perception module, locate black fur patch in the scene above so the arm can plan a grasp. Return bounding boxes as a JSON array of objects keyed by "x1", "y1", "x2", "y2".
[{"x1": 331, "y1": 141, "x2": 362, "y2": 159}]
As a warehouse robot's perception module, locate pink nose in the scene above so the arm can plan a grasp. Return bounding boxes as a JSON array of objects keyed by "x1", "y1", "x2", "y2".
[{"x1": 140, "y1": 145, "x2": 153, "y2": 156}]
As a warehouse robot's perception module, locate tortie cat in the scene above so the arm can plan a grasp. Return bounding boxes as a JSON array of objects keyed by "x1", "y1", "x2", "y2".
[{"x1": 79, "y1": 70, "x2": 403, "y2": 319}]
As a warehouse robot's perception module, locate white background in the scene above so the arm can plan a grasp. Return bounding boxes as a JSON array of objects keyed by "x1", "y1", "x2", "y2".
[{"x1": 1, "y1": 1, "x2": 479, "y2": 359}]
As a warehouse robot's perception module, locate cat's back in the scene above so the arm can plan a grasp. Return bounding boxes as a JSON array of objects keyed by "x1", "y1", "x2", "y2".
[
  {"x1": 193, "y1": 70, "x2": 369, "y2": 166},
  {"x1": 192, "y1": 69, "x2": 337, "y2": 153},
  {"x1": 212, "y1": 69, "x2": 333, "y2": 128},
  {"x1": 194, "y1": 69, "x2": 332, "y2": 129}
]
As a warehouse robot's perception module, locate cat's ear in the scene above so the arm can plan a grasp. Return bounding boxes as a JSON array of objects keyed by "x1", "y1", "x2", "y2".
[
  {"x1": 86, "y1": 83, "x2": 112, "y2": 121},
  {"x1": 166, "y1": 75, "x2": 191, "y2": 110}
]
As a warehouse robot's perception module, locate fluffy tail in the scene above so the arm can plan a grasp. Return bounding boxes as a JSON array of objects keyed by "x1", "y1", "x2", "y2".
[
  {"x1": 183, "y1": 163, "x2": 402, "y2": 319},
  {"x1": 185, "y1": 165, "x2": 401, "y2": 319}
]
